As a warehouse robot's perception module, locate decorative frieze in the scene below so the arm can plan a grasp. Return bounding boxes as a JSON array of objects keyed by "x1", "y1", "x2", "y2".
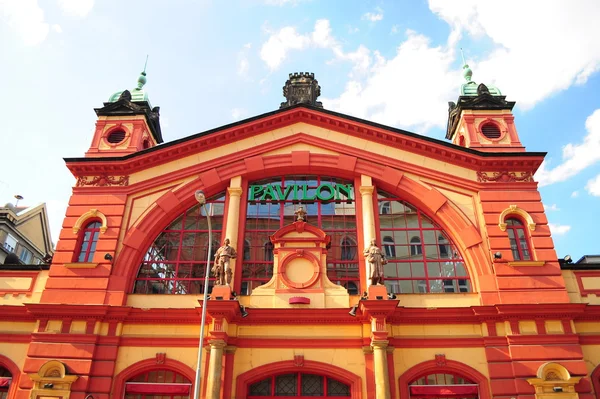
[
  {"x1": 477, "y1": 171, "x2": 533, "y2": 183},
  {"x1": 76, "y1": 174, "x2": 129, "y2": 187}
]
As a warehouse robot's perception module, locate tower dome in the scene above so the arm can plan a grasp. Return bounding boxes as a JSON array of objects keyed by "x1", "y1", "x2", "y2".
[{"x1": 108, "y1": 71, "x2": 151, "y2": 106}]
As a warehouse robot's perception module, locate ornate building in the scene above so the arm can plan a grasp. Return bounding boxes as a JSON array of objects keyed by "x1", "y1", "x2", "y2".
[{"x1": 2, "y1": 68, "x2": 600, "y2": 399}]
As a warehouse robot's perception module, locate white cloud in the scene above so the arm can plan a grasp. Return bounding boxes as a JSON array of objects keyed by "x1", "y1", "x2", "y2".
[
  {"x1": 571, "y1": 191, "x2": 579, "y2": 198},
  {"x1": 0, "y1": 0, "x2": 49, "y2": 45},
  {"x1": 390, "y1": 25, "x2": 399, "y2": 34},
  {"x1": 362, "y1": 7, "x2": 384, "y2": 22},
  {"x1": 544, "y1": 204, "x2": 560, "y2": 212},
  {"x1": 57, "y1": 0, "x2": 94, "y2": 17},
  {"x1": 428, "y1": 0, "x2": 600, "y2": 109},
  {"x1": 264, "y1": 0, "x2": 306, "y2": 5},
  {"x1": 260, "y1": 26, "x2": 310, "y2": 70},
  {"x1": 52, "y1": 24, "x2": 62, "y2": 33},
  {"x1": 549, "y1": 223, "x2": 571, "y2": 236},
  {"x1": 535, "y1": 109, "x2": 600, "y2": 186},
  {"x1": 231, "y1": 108, "x2": 249, "y2": 121},
  {"x1": 237, "y1": 43, "x2": 252, "y2": 77},
  {"x1": 323, "y1": 29, "x2": 459, "y2": 131},
  {"x1": 586, "y1": 174, "x2": 600, "y2": 196}
]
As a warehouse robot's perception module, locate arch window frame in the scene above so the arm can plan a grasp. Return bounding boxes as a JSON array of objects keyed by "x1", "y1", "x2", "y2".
[
  {"x1": 383, "y1": 236, "x2": 396, "y2": 258},
  {"x1": 74, "y1": 220, "x2": 102, "y2": 263},
  {"x1": 247, "y1": 372, "x2": 351, "y2": 398},
  {"x1": 505, "y1": 217, "x2": 532, "y2": 261},
  {"x1": 376, "y1": 191, "x2": 470, "y2": 294}
]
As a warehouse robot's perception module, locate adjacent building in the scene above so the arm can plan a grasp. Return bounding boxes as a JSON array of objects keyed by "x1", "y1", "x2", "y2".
[
  {"x1": 2, "y1": 67, "x2": 600, "y2": 399},
  {"x1": 0, "y1": 203, "x2": 53, "y2": 265}
]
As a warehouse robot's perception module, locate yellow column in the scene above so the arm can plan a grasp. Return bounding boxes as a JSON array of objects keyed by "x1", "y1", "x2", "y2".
[
  {"x1": 359, "y1": 175, "x2": 376, "y2": 288},
  {"x1": 225, "y1": 176, "x2": 243, "y2": 286},
  {"x1": 372, "y1": 340, "x2": 391, "y2": 399},
  {"x1": 205, "y1": 339, "x2": 226, "y2": 399}
]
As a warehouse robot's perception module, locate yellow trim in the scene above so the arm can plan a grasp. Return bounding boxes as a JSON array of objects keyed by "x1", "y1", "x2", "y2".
[
  {"x1": 64, "y1": 262, "x2": 99, "y2": 269},
  {"x1": 72, "y1": 208, "x2": 108, "y2": 234},
  {"x1": 508, "y1": 261, "x2": 545, "y2": 267},
  {"x1": 527, "y1": 362, "x2": 581, "y2": 398},
  {"x1": 498, "y1": 204, "x2": 536, "y2": 232}
]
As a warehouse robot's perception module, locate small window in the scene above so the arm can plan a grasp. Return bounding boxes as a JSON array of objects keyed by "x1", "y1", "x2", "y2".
[
  {"x1": 142, "y1": 139, "x2": 150, "y2": 149},
  {"x1": 340, "y1": 237, "x2": 356, "y2": 261},
  {"x1": 410, "y1": 236, "x2": 422, "y2": 256},
  {"x1": 506, "y1": 218, "x2": 531, "y2": 261},
  {"x1": 383, "y1": 236, "x2": 396, "y2": 258},
  {"x1": 107, "y1": 130, "x2": 126, "y2": 144},
  {"x1": 3, "y1": 234, "x2": 17, "y2": 253},
  {"x1": 19, "y1": 247, "x2": 32, "y2": 263},
  {"x1": 243, "y1": 240, "x2": 251, "y2": 261},
  {"x1": 76, "y1": 221, "x2": 102, "y2": 262},
  {"x1": 264, "y1": 241, "x2": 274, "y2": 262},
  {"x1": 480, "y1": 123, "x2": 501, "y2": 139}
]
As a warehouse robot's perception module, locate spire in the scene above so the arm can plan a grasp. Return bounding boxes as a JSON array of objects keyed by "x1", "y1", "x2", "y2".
[
  {"x1": 136, "y1": 55, "x2": 149, "y2": 90},
  {"x1": 458, "y1": 49, "x2": 501, "y2": 96},
  {"x1": 108, "y1": 59, "x2": 151, "y2": 105}
]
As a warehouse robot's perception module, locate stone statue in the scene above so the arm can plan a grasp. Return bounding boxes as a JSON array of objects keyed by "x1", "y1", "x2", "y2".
[
  {"x1": 363, "y1": 239, "x2": 387, "y2": 286},
  {"x1": 294, "y1": 206, "x2": 307, "y2": 221},
  {"x1": 213, "y1": 238, "x2": 237, "y2": 285}
]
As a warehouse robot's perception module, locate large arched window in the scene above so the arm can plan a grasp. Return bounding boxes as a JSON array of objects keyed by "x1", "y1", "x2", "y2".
[
  {"x1": 124, "y1": 369, "x2": 192, "y2": 399},
  {"x1": 248, "y1": 373, "x2": 350, "y2": 398},
  {"x1": 505, "y1": 218, "x2": 531, "y2": 261},
  {"x1": 409, "y1": 372, "x2": 478, "y2": 398},
  {"x1": 133, "y1": 193, "x2": 225, "y2": 294},
  {"x1": 243, "y1": 176, "x2": 357, "y2": 295},
  {"x1": 74, "y1": 220, "x2": 101, "y2": 262},
  {"x1": 0, "y1": 366, "x2": 12, "y2": 399},
  {"x1": 377, "y1": 191, "x2": 470, "y2": 294}
]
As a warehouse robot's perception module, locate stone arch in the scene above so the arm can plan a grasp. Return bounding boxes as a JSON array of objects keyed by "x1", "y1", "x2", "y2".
[
  {"x1": 72, "y1": 208, "x2": 108, "y2": 234},
  {"x1": 235, "y1": 360, "x2": 362, "y2": 399},
  {"x1": 398, "y1": 359, "x2": 491, "y2": 399},
  {"x1": 115, "y1": 153, "x2": 491, "y2": 298},
  {"x1": 498, "y1": 204, "x2": 536, "y2": 232},
  {"x1": 112, "y1": 357, "x2": 195, "y2": 399},
  {"x1": 0, "y1": 354, "x2": 20, "y2": 399},
  {"x1": 528, "y1": 362, "x2": 581, "y2": 395}
]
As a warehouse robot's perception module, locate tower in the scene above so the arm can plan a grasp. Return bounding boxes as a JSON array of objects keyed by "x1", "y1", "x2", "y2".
[
  {"x1": 446, "y1": 62, "x2": 525, "y2": 152},
  {"x1": 84, "y1": 71, "x2": 163, "y2": 157}
]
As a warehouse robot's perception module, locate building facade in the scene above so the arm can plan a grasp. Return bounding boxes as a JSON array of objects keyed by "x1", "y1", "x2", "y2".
[{"x1": 2, "y1": 69, "x2": 600, "y2": 399}]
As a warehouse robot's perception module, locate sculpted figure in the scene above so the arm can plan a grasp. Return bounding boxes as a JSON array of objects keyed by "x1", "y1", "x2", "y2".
[
  {"x1": 363, "y1": 238, "x2": 387, "y2": 286},
  {"x1": 294, "y1": 206, "x2": 307, "y2": 221},
  {"x1": 213, "y1": 238, "x2": 237, "y2": 285}
]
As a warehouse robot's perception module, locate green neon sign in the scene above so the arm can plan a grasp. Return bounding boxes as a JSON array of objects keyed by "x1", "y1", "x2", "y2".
[{"x1": 249, "y1": 183, "x2": 353, "y2": 202}]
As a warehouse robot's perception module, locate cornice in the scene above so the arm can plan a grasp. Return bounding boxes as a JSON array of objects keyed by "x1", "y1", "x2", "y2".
[{"x1": 64, "y1": 106, "x2": 546, "y2": 177}]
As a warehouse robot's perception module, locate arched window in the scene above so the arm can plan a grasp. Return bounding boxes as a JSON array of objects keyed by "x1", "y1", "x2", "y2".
[
  {"x1": 377, "y1": 191, "x2": 470, "y2": 294},
  {"x1": 264, "y1": 241, "x2": 274, "y2": 262},
  {"x1": 133, "y1": 193, "x2": 225, "y2": 294},
  {"x1": 124, "y1": 369, "x2": 192, "y2": 399},
  {"x1": 243, "y1": 239, "x2": 251, "y2": 261},
  {"x1": 0, "y1": 366, "x2": 12, "y2": 399},
  {"x1": 244, "y1": 176, "x2": 357, "y2": 295},
  {"x1": 383, "y1": 236, "x2": 396, "y2": 258},
  {"x1": 248, "y1": 373, "x2": 350, "y2": 397},
  {"x1": 506, "y1": 218, "x2": 531, "y2": 261},
  {"x1": 409, "y1": 372, "x2": 477, "y2": 398},
  {"x1": 75, "y1": 221, "x2": 101, "y2": 262},
  {"x1": 410, "y1": 236, "x2": 422, "y2": 256}
]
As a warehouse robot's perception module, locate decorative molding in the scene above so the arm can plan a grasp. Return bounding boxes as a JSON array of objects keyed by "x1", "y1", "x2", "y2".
[
  {"x1": 76, "y1": 174, "x2": 130, "y2": 187},
  {"x1": 72, "y1": 208, "x2": 108, "y2": 234},
  {"x1": 435, "y1": 354, "x2": 446, "y2": 367},
  {"x1": 527, "y1": 362, "x2": 581, "y2": 396},
  {"x1": 498, "y1": 204, "x2": 536, "y2": 232},
  {"x1": 293, "y1": 355, "x2": 304, "y2": 367},
  {"x1": 64, "y1": 262, "x2": 99, "y2": 269},
  {"x1": 477, "y1": 171, "x2": 533, "y2": 183},
  {"x1": 155, "y1": 353, "x2": 166, "y2": 364}
]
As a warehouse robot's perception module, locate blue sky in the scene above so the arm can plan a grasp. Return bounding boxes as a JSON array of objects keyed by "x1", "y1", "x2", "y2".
[{"x1": 1, "y1": 0, "x2": 599, "y2": 260}]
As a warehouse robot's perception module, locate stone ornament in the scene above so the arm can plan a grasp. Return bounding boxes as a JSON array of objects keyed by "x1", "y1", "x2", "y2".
[
  {"x1": 363, "y1": 239, "x2": 387, "y2": 286},
  {"x1": 213, "y1": 238, "x2": 237, "y2": 285}
]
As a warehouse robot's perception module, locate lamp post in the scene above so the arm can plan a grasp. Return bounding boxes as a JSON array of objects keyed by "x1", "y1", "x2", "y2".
[{"x1": 193, "y1": 190, "x2": 212, "y2": 399}]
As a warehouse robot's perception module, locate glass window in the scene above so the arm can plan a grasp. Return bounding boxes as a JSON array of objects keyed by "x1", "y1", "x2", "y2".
[
  {"x1": 76, "y1": 221, "x2": 101, "y2": 262},
  {"x1": 377, "y1": 191, "x2": 470, "y2": 294},
  {"x1": 19, "y1": 247, "x2": 32, "y2": 263},
  {"x1": 243, "y1": 176, "x2": 357, "y2": 295},
  {"x1": 506, "y1": 218, "x2": 531, "y2": 261},
  {"x1": 124, "y1": 368, "x2": 191, "y2": 399},
  {"x1": 134, "y1": 194, "x2": 225, "y2": 294},
  {"x1": 3, "y1": 234, "x2": 17, "y2": 253},
  {"x1": 248, "y1": 373, "x2": 350, "y2": 398}
]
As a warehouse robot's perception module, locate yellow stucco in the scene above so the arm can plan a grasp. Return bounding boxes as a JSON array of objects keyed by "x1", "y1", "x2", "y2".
[{"x1": 392, "y1": 323, "x2": 483, "y2": 337}]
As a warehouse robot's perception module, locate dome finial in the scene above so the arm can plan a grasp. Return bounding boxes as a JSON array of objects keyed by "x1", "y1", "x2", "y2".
[
  {"x1": 136, "y1": 55, "x2": 149, "y2": 90},
  {"x1": 461, "y1": 48, "x2": 473, "y2": 82}
]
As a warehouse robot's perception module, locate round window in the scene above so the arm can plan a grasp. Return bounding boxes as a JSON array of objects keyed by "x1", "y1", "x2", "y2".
[
  {"x1": 480, "y1": 123, "x2": 501, "y2": 139},
  {"x1": 107, "y1": 130, "x2": 126, "y2": 144}
]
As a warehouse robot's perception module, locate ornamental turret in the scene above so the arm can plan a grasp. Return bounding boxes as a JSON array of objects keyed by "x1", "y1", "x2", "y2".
[
  {"x1": 280, "y1": 72, "x2": 323, "y2": 109},
  {"x1": 446, "y1": 60, "x2": 525, "y2": 152},
  {"x1": 84, "y1": 70, "x2": 163, "y2": 158}
]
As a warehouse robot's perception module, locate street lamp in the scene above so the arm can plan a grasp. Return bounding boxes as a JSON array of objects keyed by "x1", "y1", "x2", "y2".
[{"x1": 193, "y1": 190, "x2": 212, "y2": 399}]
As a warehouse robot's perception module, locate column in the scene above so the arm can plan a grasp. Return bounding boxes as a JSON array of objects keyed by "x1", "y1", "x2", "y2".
[
  {"x1": 205, "y1": 339, "x2": 226, "y2": 399},
  {"x1": 225, "y1": 176, "x2": 243, "y2": 286},
  {"x1": 359, "y1": 175, "x2": 376, "y2": 289},
  {"x1": 372, "y1": 340, "x2": 391, "y2": 399}
]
